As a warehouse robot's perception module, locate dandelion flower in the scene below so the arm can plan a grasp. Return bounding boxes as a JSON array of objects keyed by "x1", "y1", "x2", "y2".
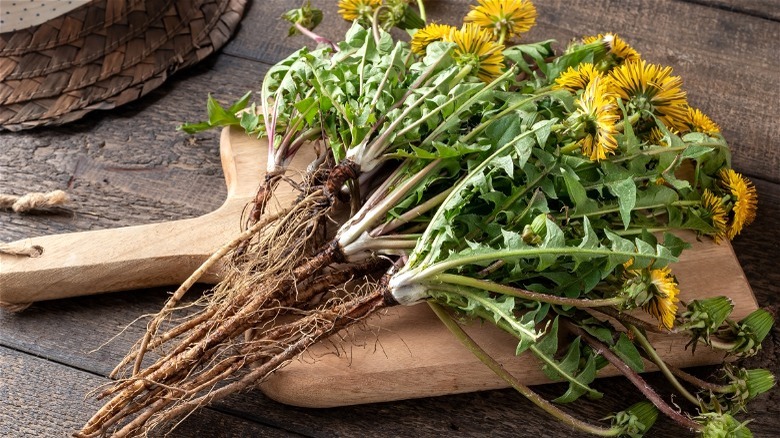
[
  {"x1": 608, "y1": 59, "x2": 688, "y2": 132},
  {"x1": 583, "y1": 33, "x2": 640, "y2": 64},
  {"x1": 573, "y1": 76, "x2": 620, "y2": 161},
  {"x1": 464, "y1": 0, "x2": 537, "y2": 41},
  {"x1": 645, "y1": 125, "x2": 681, "y2": 147},
  {"x1": 701, "y1": 189, "x2": 728, "y2": 243},
  {"x1": 686, "y1": 106, "x2": 720, "y2": 135},
  {"x1": 553, "y1": 63, "x2": 600, "y2": 92},
  {"x1": 719, "y1": 169, "x2": 758, "y2": 239},
  {"x1": 338, "y1": 0, "x2": 381, "y2": 23},
  {"x1": 411, "y1": 23, "x2": 455, "y2": 55},
  {"x1": 644, "y1": 267, "x2": 680, "y2": 330},
  {"x1": 450, "y1": 24, "x2": 506, "y2": 83}
]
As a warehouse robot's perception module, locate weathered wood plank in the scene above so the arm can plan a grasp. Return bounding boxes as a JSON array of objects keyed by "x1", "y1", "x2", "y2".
[
  {"x1": 0, "y1": 346, "x2": 300, "y2": 437},
  {"x1": 691, "y1": 0, "x2": 780, "y2": 21}
]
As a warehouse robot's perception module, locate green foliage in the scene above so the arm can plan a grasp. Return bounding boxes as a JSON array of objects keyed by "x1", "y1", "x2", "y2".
[
  {"x1": 281, "y1": 1, "x2": 323, "y2": 36},
  {"x1": 178, "y1": 92, "x2": 252, "y2": 134},
  {"x1": 534, "y1": 319, "x2": 604, "y2": 402}
]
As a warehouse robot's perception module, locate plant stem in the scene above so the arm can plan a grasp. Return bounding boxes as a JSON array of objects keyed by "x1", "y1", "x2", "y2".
[
  {"x1": 560, "y1": 141, "x2": 580, "y2": 154},
  {"x1": 568, "y1": 322, "x2": 703, "y2": 432},
  {"x1": 564, "y1": 200, "x2": 701, "y2": 220},
  {"x1": 428, "y1": 302, "x2": 622, "y2": 437},
  {"x1": 665, "y1": 363, "x2": 732, "y2": 393},
  {"x1": 612, "y1": 227, "x2": 671, "y2": 236},
  {"x1": 294, "y1": 23, "x2": 337, "y2": 51},
  {"x1": 417, "y1": 245, "x2": 674, "y2": 281},
  {"x1": 627, "y1": 324, "x2": 701, "y2": 406},
  {"x1": 359, "y1": 84, "x2": 442, "y2": 168},
  {"x1": 342, "y1": 234, "x2": 420, "y2": 258},
  {"x1": 338, "y1": 159, "x2": 443, "y2": 247},
  {"x1": 591, "y1": 306, "x2": 665, "y2": 334},
  {"x1": 707, "y1": 338, "x2": 739, "y2": 352},
  {"x1": 416, "y1": 0, "x2": 426, "y2": 22},
  {"x1": 432, "y1": 273, "x2": 626, "y2": 308},
  {"x1": 372, "y1": 187, "x2": 453, "y2": 236}
]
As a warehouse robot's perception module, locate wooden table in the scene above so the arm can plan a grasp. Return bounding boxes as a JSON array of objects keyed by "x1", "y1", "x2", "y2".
[{"x1": 1, "y1": 1, "x2": 778, "y2": 436}]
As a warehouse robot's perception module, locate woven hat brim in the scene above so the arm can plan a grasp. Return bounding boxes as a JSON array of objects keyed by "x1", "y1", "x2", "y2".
[{"x1": 0, "y1": 0, "x2": 247, "y2": 131}]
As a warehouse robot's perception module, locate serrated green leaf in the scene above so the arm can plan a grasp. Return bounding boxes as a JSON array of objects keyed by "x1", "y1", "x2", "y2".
[
  {"x1": 562, "y1": 165, "x2": 588, "y2": 207},
  {"x1": 662, "y1": 232, "x2": 691, "y2": 257},
  {"x1": 535, "y1": 317, "x2": 560, "y2": 357},
  {"x1": 537, "y1": 219, "x2": 565, "y2": 271},
  {"x1": 551, "y1": 348, "x2": 603, "y2": 403},
  {"x1": 227, "y1": 91, "x2": 252, "y2": 114},
  {"x1": 607, "y1": 178, "x2": 637, "y2": 230},
  {"x1": 613, "y1": 333, "x2": 645, "y2": 372}
]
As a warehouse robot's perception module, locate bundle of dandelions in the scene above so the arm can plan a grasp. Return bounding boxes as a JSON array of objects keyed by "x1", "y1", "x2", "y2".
[{"x1": 77, "y1": 1, "x2": 773, "y2": 437}]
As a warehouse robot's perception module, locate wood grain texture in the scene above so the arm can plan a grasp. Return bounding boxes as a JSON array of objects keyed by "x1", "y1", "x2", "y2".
[
  {"x1": 0, "y1": 0, "x2": 778, "y2": 436},
  {"x1": 0, "y1": 346, "x2": 300, "y2": 437},
  {"x1": 690, "y1": 0, "x2": 780, "y2": 21}
]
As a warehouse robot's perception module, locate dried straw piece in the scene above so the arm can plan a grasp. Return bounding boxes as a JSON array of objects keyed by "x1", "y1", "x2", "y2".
[{"x1": 0, "y1": 190, "x2": 69, "y2": 212}]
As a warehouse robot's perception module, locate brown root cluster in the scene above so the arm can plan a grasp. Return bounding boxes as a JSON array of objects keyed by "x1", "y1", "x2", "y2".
[{"x1": 76, "y1": 161, "x2": 393, "y2": 437}]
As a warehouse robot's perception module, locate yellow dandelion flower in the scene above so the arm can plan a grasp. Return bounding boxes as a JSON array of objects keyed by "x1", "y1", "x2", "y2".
[
  {"x1": 644, "y1": 267, "x2": 680, "y2": 330},
  {"x1": 701, "y1": 189, "x2": 728, "y2": 243},
  {"x1": 608, "y1": 59, "x2": 689, "y2": 132},
  {"x1": 411, "y1": 23, "x2": 455, "y2": 56},
  {"x1": 574, "y1": 76, "x2": 620, "y2": 161},
  {"x1": 686, "y1": 106, "x2": 721, "y2": 135},
  {"x1": 583, "y1": 33, "x2": 640, "y2": 63},
  {"x1": 450, "y1": 24, "x2": 506, "y2": 83},
  {"x1": 337, "y1": 0, "x2": 381, "y2": 23},
  {"x1": 553, "y1": 62, "x2": 601, "y2": 92},
  {"x1": 646, "y1": 126, "x2": 681, "y2": 146},
  {"x1": 464, "y1": 0, "x2": 537, "y2": 42},
  {"x1": 719, "y1": 169, "x2": 758, "y2": 239}
]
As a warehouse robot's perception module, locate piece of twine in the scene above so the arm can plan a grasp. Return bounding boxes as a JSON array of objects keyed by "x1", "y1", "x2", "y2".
[
  {"x1": 0, "y1": 243, "x2": 44, "y2": 257},
  {"x1": 0, "y1": 243, "x2": 40, "y2": 312},
  {"x1": 0, "y1": 190, "x2": 69, "y2": 212}
]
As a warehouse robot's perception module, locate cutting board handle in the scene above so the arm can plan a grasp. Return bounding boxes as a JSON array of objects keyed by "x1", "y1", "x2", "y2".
[{"x1": 0, "y1": 128, "x2": 263, "y2": 305}]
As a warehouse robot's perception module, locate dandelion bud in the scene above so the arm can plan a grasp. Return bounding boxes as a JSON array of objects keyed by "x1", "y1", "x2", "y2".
[
  {"x1": 727, "y1": 367, "x2": 775, "y2": 407},
  {"x1": 696, "y1": 412, "x2": 752, "y2": 438},
  {"x1": 713, "y1": 308, "x2": 774, "y2": 357},
  {"x1": 609, "y1": 401, "x2": 658, "y2": 437},
  {"x1": 679, "y1": 296, "x2": 734, "y2": 352},
  {"x1": 282, "y1": 1, "x2": 323, "y2": 36}
]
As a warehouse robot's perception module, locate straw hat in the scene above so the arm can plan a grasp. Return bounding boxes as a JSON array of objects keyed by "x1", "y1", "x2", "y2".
[{"x1": 0, "y1": 0, "x2": 247, "y2": 130}]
